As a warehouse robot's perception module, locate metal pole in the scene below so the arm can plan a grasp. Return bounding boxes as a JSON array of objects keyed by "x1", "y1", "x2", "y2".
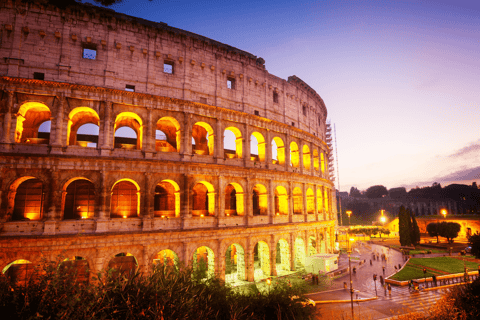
[{"x1": 348, "y1": 245, "x2": 354, "y2": 320}]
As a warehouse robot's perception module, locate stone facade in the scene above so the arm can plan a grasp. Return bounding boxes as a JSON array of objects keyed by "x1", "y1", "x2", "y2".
[{"x1": 0, "y1": 0, "x2": 337, "y2": 283}]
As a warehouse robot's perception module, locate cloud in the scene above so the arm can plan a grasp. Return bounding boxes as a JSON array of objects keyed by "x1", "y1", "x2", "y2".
[
  {"x1": 447, "y1": 140, "x2": 480, "y2": 160},
  {"x1": 434, "y1": 166, "x2": 480, "y2": 182}
]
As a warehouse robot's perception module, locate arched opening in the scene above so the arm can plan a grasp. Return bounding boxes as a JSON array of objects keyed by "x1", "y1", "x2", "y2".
[
  {"x1": 2, "y1": 259, "x2": 35, "y2": 286},
  {"x1": 320, "y1": 152, "x2": 326, "y2": 173},
  {"x1": 224, "y1": 183, "x2": 244, "y2": 216},
  {"x1": 250, "y1": 132, "x2": 266, "y2": 162},
  {"x1": 59, "y1": 256, "x2": 89, "y2": 284},
  {"x1": 110, "y1": 180, "x2": 139, "y2": 218},
  {"x1": 193, "y1": 246, "x2": 215, "y2": 280},
  {"x1": 15, "y1": 102, "x2": 51, "y2": 144},
  {"x1": 225, "y1": 244, "x2": 246, "y2": 284},
  {"x1": 224, "y1": 127, "x2": 242, "y2": 159},
  {"x1": 114, "y1": 112, "x2": 143, "y2": 150},
  {"x1": 67, "y1": 107, "x2": 100, "y2": 147},
  {"x1": 324, "y1": 188, "x2": 329, "y2": 217},
  {"x1": 308, "y1": 236, "x2": 317, "y2": 256},
  {"x1": 192, "y1": 181, "x2": 215, "y2": 216},
  {"x1": 108, "y1": 253, "x2": 138, "y2": 278},
  {"x1": 317, "y1": 188, "x2": 324, "y2": 219},
  {"x1": 303, "y1": 144, "x2": 311, "y2": 170},
  {"x1": 295, "y1": 238, "x2": 306, "y2": 270},
  {"x1": 252, "y1": 184, "x2": 267, "y2": 216},
  {"x1": 306, "y1": 188, "x2": 314, "y2": 214},
  {"x1": 154, "y1": 180, "x2": 179, "y2": 217},
  {"x1": 253, "y1": 241, "x2": 270, "y2": 281},
  {"x1": 156, "y1": 117, "x2": 180, "y2": 152},
  {"x1": 154, "y1": 249, "x2": 179, "y2": 270},
  {"x1": 13, "y1": 178, "x2": 45, "y2": 221},
  {"x1": 290, "y1": 142, "x2": 299, "y2": 167},
  {"x1": 272, "y1": 137, "x2": 285, "y2": 165},
  {"x1": 276, "y1": 239, "x2": 290, "y2": 276},
  {"x1": 192, "y1": 122, "x2": 214, "y2": 155},
  {"x1": 313, "y1": 149, "x2": 319, "y2": 171},
  {"x1": 293, "y1": 187, "x2": 303, "y2": 214},
  {"x1": 274, "y1": 186, "x2": 288, "y2": 215},
  {"x1": 63, "y1": 179, "x2": 95, "y2": 220}
]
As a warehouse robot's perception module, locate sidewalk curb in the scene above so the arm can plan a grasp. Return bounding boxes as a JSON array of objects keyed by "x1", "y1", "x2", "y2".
[{"x1": 315, "y1": 296, "x2": 378, "y2": 304}]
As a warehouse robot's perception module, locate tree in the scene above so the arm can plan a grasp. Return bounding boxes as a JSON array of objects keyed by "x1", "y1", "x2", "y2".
[
  {"x1": 388, "y1": 187, "x2": 407, "y2": 199},
  {"x1": 349, "y1": 186, "x2": 362, "y2": 198},
  {"x1": 398, "y1": 206, "x2": 412, "y2": 246},
  {"x1": 438, "y1": 222, "x2": 461, "y2": 243},
  {"x1": 365, "y1": 185, "x2": 388, "y2": 199},
  {"x1": 468, "y1": 232, "x2": 480, "y2": 259},
  {"x1": 427, "y1": 222, "x2": 439, "y2": 238},
  {"x1": 410, "y1": 210, "x2": 421, "y2": 245}
]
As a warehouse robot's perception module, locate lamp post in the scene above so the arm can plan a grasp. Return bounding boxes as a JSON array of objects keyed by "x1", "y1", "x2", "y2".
[
  {"x1": 346, "y1": 210, "x2": 352, "y2": 226},
  {"x1": 379, "y1": 210, "x2": 386, "y2": 239},
  {"x1": 266, "y1": 277, "x2": 271, "y2": 294},
  {"x1": 436, "y1": 209, "x2": 447, "y2": 243},
  {"x1": 347, "y1": 237, "x2": 355, "y2": 320}
]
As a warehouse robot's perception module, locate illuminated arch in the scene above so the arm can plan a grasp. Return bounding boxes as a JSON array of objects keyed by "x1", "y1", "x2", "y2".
[
  {"x1": 154, "y1": 180, "x2": 180, "y2": 217},
  {"x1": 317, "y1": 188, "x2": 324, "y2": 218},
  {"x1": 274, "y1": 186, "x2": 288, "y2": 215},
  {"x1": 154, "y1": 249, "x2": 179, "y2": 269},
  {"x1": 251, "y1": 132, "x2": 266, "y2": 162},
  {"x1": 2, "y1": 259, "x2": 35, "y2": 286},
  {"x1": 192, "y1": 181, "x2": 215, "y2": 216},
  {"x1": 290, "y1": 141, "x2": 299, "y2": 167},
  {"x1": 320, "y1": 152, "x2": 326, "y2": 173},
  {"x1": 272, "y1": 137, "x2": 285, "y2": 165},
  {"x1": 313, "y1": 149, "x2": 319, "y2": 171},
  {"x1": 156, "y1": 116, "x2": 180, "y2": 152},
  {"x1": 306, "y1": 188, "x2": 314, "y2": 214},
  {"x1": 67, "y1": 107, "x2": 100, "y2": 147},
  {"x1": 12, "y1": 177, "x2": 45, "y2": 221},
  {"x1": 192, "y1": 122, "x2": 214, "y2": 155},
  {"x1": 324, "y1": 188, "x2": 329, "y2": 214},
  {"x1": 110, "y1": 179, "x2": 140, "y2": 218},
  {"x1": 107, "y1": 252, "x2": 138, "y2": 278},
  {"x1": 276, "y1": 239, "x2": 290, "y2": 275},
  {"x1": 224, "y1": 126, "x2": 243, "y2": 159},
  {"x1": 252, "y1": 184, "x2": 268, "y2": 216},
  {"x1": 193, "y1": 246, "x2": 215, "y2": 279},
  {"x1": 63, "y1": 178, "x2": 96, "y2": 220},
  {"x1": 15, "y1": 102, "x2": 51, "y2": 144},
  {"x1": 303, "y1": 144, "x2": 311, "y2": 169},
  {"x1": 253, "y1": 241, "x2": 270, "y2": 281},
  {"x1": 293, "y1": 187, "x2": 303, "y2": 214},
  {"x1": 225, "y1": 182, "x2": 244, "y2": 216},
  {"x1": 225, "y1": 243, "x2": 246, "y2": 284},
  {"x1": 295, "y1": 237, "x2": 306, "y2": 269},
  {"x1": 114, "y1": 112, "x2": 143, "y2": 150}
]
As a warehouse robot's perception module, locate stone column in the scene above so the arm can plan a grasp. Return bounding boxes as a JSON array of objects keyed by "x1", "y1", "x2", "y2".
[
  {"x1": 288, "y1": 181, "x2": 293, "y2": 222},
  {"x1": 96, "y1": 170, "x2": 109, "y2": 232},
  {"x1": 100, "y1": 101, "x2": 113, "y2": 154},
  {"x1": 245, "y1": 177, "x2": 252, "y2": 225},
  {"x1": 181, "y1": 174, "x2": 192, "y2": 229},
  {"x1": 215, "y1": 118, "x2": 224, "y2": 164},
  {"x1": 181, "y1": 112, "x2": 192, "y2": 159},
  {"x1": 302, "y1": 183, "x2": 307, "y2": 220},
  {"x1": 246, "y1": 238, "x2": 254, "y2": 282},
  {"x1": 217, "y1": 176, "x2": 225, "y2": 222},
  {"x1": 51, "y1": 95, "x2": 66, "y2": 152},
  {"x1": 270, "y1": 234, "x2": 277, "y2": 276},
  {"x1": 44, "y1": 170, "x2": 58, "y2": 235},
  {"x1": 299, "y1": 141, "x2": 304, "y2": 174},
  {"x1": 285, "y1": 137, "x2": 291, "y2": 171},
  {"x1": 143, "y1": 109, "x2": 155, "y2": 157},
  {"x1": 314, "y1": 184, "x2": 318, "y2": 220},
  {"x1": 2, "y1": 90, "x2": 14, "y2": 144},
  {"x1": 244, "y1": 124, "x2": 251, "y2": 167},
  {"x1": 290, "y1": 233, "x2": 296, "y2": 271},
  {"x1": 268, "y1": 179, "x2": 274, "y2": 224},
  {"x1": 142, "y1": 173, "x2": 153, "y2": 231},
  {"x1": 265, "y1": 130, "x2": 272, "y2": 168}
]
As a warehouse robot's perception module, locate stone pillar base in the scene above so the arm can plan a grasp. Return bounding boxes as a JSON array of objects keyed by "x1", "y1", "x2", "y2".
[
  {"x1": 95, "y1": 219, "x2": 109, "y2": 233},
  {"x1": 142, "y1": 151, "x2": 154, "y2": 159},
  {"x1": 49, "y1": 145, "x2": 64, "y2": 154},
  {"x1": 43, "y1": 221, "x2": 56, "y2": 235},
  {"x1": 142, "y1": 217, "x2": 152, "y2": 231},
  {"x1": 100, "y1": 148, "x2": 111, "y2": 156}
]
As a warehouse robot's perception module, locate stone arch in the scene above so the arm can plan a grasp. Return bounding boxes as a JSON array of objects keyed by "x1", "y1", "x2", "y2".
[
  {"x1": 293, "y1": 187, "x2": 303, "y2": 214},
  {"x1": 192, "y1": 122, "x2": 214, "y2": 155},
  {"x1": 193, "y1": 246, "x2": 215, "y2": 279},
  {"x1": 320, "y1": 152, "x2": 326, "y2": 173},
  {"x1": 110, "y1": 179, "x2": 140, "y2": 218},
  {"x1": 58, "y1": 256, "x2": 90, "y2": 284},
  {"x1": 324, "y1": 188, "x2": 330, "y2": 214},
  {"x1": 153, "y1": 249, "x2": 179, "y2": 269},
  {"x1": 253, "y1": 240, "x2": 270, "y2": 281},
  {"x1": 303, "y1": 144, "x2": 311, "y2": 170},
  {"x1": 107, "y1": 252, "x2": 138, "y2": 277},
  {"x1": 11, "y1": 177, "x2": 45, "y2": 221},
  {"x1": 290, "y1": 141, "x2": 299, "y2": 167},
  {"x1": 154, "y1": 179, "x2": 180, "y2": 217},
  {"x1": 250, "y1": 132, "x2": 266, "y2": 162},
  {"x1": 274, "y1": 185, "x2": 288, "y2": 215},
  {"x1": 306, "y1": 188, "x2": 314, "y2": 214},
  {"x1": 313, "y1": 149, "x2": 319, "y2": 171},
  {"x1": 192, "y1": 181, "x2": 215, "y2": 216},
  {"x1": 67, "y1": 107, "x2": 100, "y2": 147},
  {"x1": 275, "y1": 238, "x2": 290, "y2": 276},
  {"x1": 2, "y1": 259, "x2": 35, "y2": 286},
  {"x1": 272, "y1": 137, "x2": 285, "y2": 165},
  {"x1": 225, "y1": 182, "x2": 244, "y2": 216},
  {"x1": 114, "y1": 112, "x2": 143, "y2": 150},
  {"x1": 295, "y1": 237, "x2": 306, "y2": 270},
  {"x1": 252, "y1": 184, "x2": 268, "y2": 216},
  {"x1": 15, "y1": 102, "x2": 51, "y2": 144},
  {"x1": 224, "y1": 126, "x2": 243, "y2": 159},
  {"x1": 224, "y1": 243, "x2": 246, "y2": 284},
  {"x1": 63, "y1": 178, "x2": 96, "y2": 220},
  {"x1": 156, "y1": 116, "x2": 180, "y2": 152}
]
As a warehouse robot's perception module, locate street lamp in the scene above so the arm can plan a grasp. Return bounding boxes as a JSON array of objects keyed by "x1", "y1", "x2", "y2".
[
  {"x1": 436, "y1": 209, "x2": 447, "y2": 243},
  {"x1": 379, "y1": 210, "x2": 386, "y2": 239},
  {"x1": 347, "y1": 237, "x2": 355, "y2": 320},
  {"x1": 346, "y1": 210, "x2": 352, "y2": 226}
]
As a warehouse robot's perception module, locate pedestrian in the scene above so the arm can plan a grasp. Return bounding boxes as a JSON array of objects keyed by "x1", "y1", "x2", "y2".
[
  {"x1": 370, "y1": 259, "x2": 372, "y2": 266},
  {"x1": 353, "y1": 267, "x2": 356, "y2": 274},
  {"x1": 432, "y1": 274, "x2": 437, "y2": 287},
  {"x1": 398, "y1": 264, "x2": 401, "y2": 270},
  {"x1": 394, "y1": 265, "x2": 397, "y2": 271},
  {"x1": 382, "y1": 266, "x2": 385, "y2": 274},
  {"x1": 380, "y1": 275, "x2": 384, "y2": 286},
  {"x1": 373, "y1": 254, "x2": 376, "y2": 261},
  {"x1": 388, "y1": 283, "x2": 392, "y2": 295}
]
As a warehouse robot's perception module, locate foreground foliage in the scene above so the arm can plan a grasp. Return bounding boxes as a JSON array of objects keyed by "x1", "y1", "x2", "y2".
[{"x1": 0, "y1": 260, "x2": 315, "y2": 320}]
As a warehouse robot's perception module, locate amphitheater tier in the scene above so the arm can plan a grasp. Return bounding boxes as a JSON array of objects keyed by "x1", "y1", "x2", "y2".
[{"x1": 0, "y1": 0, "x2": 337, "y2": 284}]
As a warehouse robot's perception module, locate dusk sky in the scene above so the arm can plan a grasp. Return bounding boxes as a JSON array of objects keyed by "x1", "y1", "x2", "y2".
[{"x1": 86, "y1": 0, "x2": 480, "y2": 192}]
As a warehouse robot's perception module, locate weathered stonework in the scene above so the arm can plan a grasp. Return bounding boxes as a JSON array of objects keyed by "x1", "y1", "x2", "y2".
[{"x1": 0, "y1": 0, "x2": 337, "y2": 283}]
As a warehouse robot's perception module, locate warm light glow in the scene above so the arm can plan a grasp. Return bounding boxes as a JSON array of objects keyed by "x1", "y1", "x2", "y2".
[
  {"x1": 349, "y1": 238, "x2": 355, "y2": 242},
  {"x1": 276, "y1": 212, "x2": 279, "y2": 216},
  {"x1": 441, "y1": 209, "x2": 447, "y2": 218},
  {"x1": 161, "y1": 215, "x2": 165, "y2": 218},
  {"x1": 346, "y1": 210, "x2": 352, "y2": 217},
  {"x1": 226, "y1": 213, "x2": 230, "y2": 216},
  {"x1": 380, "y1": 216, "x2": 386, "y2": 223},
  {"x1": 200, "y1": 214, "x2": 204, "y2": 217},
  {"x1": 123, "y1": 215, "x2": 127, "y2": 219},
  {"x1": 266, "y1": 278, "x2": 272, "y2": 285}
]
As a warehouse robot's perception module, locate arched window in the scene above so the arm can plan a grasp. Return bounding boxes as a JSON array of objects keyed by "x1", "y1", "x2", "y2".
[
  {"x1": 67, "y1": 107, "x2": 100, "y2": 147},
  {"x1": 13, "y1": 179, "x2": 44, "y2": 221},
  {"x1": 290, "y1": 142, "x2": 299, "y2": 167},
  {"x1": 110, "y1": 181, "x2": 138, "y2": 218},
  {"x1": 64, "y1": 180, "x2": 95, "y2": 219},
  {"x1": 192, "y1": 122, "x2": 214, "y2": 155},
  {"x1": 114, "y1": 112, "x2": 143, "y2": 150},
  {"x1": 224, "y1": 127, "x2": 242, "y2": 159},
  {"x1": 271, "y1": 137, "x2": 285, "y2": 165},
  {"x1": 156, "y1": 117, "x2": 180, "y2": 152},
  {"x1": 15, "y1": 102, "x2": 51, "y2": 144}
]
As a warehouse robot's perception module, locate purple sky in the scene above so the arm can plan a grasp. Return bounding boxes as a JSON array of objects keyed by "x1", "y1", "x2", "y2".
[{"x1": 85, "y1": 0, "x2": 480, "y2": 192}]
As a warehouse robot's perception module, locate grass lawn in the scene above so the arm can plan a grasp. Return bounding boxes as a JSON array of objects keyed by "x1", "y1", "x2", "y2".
[
  {"x1": 390, "y1": 256, "x2": 479, "y2": 281},
  {"x1": 409, "y1": 248, "x2": 447, "y2": 254}
]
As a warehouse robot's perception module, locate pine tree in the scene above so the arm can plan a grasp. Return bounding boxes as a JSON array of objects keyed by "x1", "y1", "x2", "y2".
[
  {"x1": 410, "y1": 209, "x2": 421, "y2": 246},
  {"x1": 399, "y1": 206, "x2": 412, "y2": 246}
]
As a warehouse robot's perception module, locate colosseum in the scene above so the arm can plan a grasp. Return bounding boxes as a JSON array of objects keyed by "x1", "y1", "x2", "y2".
[{"x1": 0, "y1": 0, "x2": 337, "y2": 284}]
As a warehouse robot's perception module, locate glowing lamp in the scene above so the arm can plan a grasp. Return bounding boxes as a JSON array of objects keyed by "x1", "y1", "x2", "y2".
[
  {"x1": 200, "y1": 214, "x2": 204, "y2": 217},
  {"x1": 161, "y1": 215, "x2": 165, "y2": 218},
  {"x1": 441, "y1": 209, "x2": 447, "y2": 218},
  {"x1": 266, "y1": 278, "x2": 272, "y2": 285},
  {"x1": 276, "y1": 212, "x2": 279, "y2": 216},
  {"x1": 349, "y1": 238, "x2": 355, "y2": 242},
  {"x1": 123, "y1": 215, "x2": 127, "y2": 219},
  {"x1": 380, "y1": 216, "x2": 386, "y2": 224}
]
